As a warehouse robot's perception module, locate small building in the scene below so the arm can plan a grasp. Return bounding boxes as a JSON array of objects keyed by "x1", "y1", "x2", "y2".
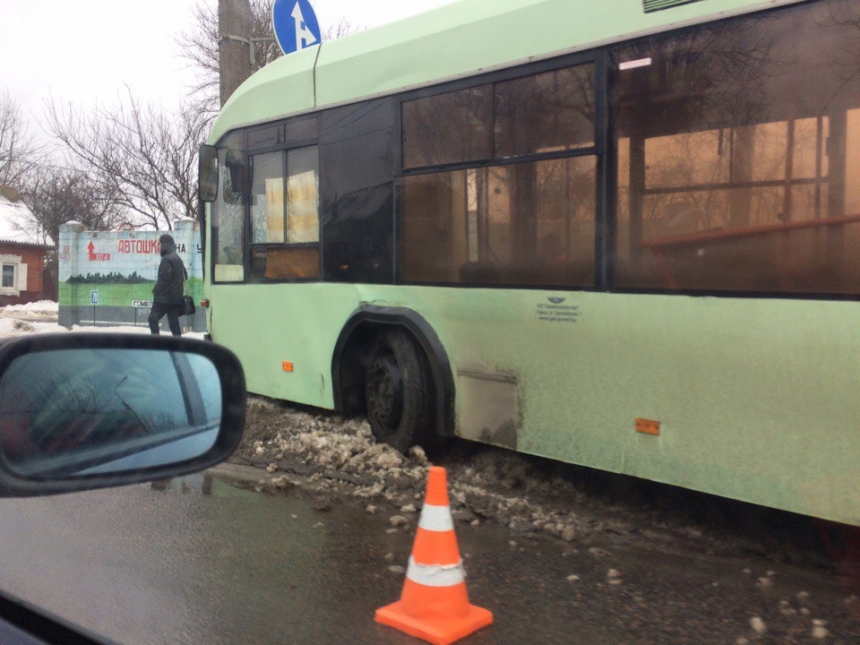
[{"x1": 0, "y1": 187, "x2": 55, "y2": 306}]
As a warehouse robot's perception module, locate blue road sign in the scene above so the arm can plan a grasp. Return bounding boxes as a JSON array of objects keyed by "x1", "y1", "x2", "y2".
[
  {"x1": 90, "y1": 290, "x2": 99, "y2": 305},
  {"x1": 272, "y1": 0, "x2": 321, "y2": 55}
]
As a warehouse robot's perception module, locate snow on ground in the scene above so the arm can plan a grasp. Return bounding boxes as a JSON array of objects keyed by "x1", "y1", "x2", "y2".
[
  {"x1": 233, "y1": 398, "x2": 824, "y2": 562},
  {"x1": 0, "y1": 300, "x2": 59, "y2": 318},
  {"x1": 0, "y1": 318, "x2": 59, "y2": 337},
  {"x1": 0, "y1": 302, "x2": 206, "y2": 340},
  {"x1": 232, "y1": 398, "x2": 646, "y2": 544},
  {"x1": 0, "y1": 319, "x2": 207, "y2": 339}
]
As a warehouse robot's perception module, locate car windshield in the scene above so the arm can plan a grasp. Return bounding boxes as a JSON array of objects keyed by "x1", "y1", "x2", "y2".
[{"x1": 2, "y1": 1, "x2": 860, "y2": 644}]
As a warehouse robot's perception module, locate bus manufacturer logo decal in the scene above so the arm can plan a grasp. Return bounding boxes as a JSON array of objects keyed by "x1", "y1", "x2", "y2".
[{"x1": 537, "y1": 298, "x2": 579, "y2": 324}]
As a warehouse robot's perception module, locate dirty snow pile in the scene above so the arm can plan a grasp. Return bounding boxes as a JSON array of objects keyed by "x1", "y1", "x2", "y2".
[
  {"x1": 0, "y1": 301, "x2": 60, "y2": 336},
  {"x1": 0, "y1": 302, "x2": 206, "y2": 340},
  {"x1": 0, "y1": 300, "x2": 58, "y2": 319},
  {"x1": 0, "y1": 318, "x2": 43, "y2": 337},
  {"x1": 233, "y1": 397, "x2": 628, "y2": 543}
]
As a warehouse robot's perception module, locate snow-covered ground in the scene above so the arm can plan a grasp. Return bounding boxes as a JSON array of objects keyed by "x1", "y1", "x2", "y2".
[
  {"x1": 0, "y1": 301, "x2": 206, "y2": 340},
  {"x1": 0, "y1": 300, "x2": 59, "y2": 319},
  {"x1": 233, "y1": 399, "x2": 683, "y2": 547}
]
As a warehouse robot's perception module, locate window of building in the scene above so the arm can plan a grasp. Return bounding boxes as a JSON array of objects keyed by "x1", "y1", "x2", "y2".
[
  {"x1": 613, "y1": 0, "x2": 860, "y2": 295},
  {"x1": 0, "y1": 255, "x2": 24, "y2": 295}
]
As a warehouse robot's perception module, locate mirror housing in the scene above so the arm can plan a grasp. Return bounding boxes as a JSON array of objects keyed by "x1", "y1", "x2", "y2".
[
  {"x1": 0, "y1": 333, "x2": 246, "y2": 497},
  {"x1": 199, "y1": 144, "x2": 219, "y2": 203}
]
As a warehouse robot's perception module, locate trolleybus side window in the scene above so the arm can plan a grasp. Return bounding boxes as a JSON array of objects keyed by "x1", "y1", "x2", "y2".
[
  {"x1": 211, "y1": 132, "x2": 246, "y2": 283},
  {"x1": 613, "y1": 0, "x2": 860, "y2": 295},
  {"x1": 320, "y1": 99, "x2": 397, "y2": 285},
  {"x1": 402, "y1": 86, "x2": 492, "y2": 169},
  {"x1": 494, "y1": 65, "x2": 595, "y2": 158},
  {"x1": 249, "y1": 145, "x2": 320, "y2": 282},
  {"x1": 399, "y1": 62, "x2": 597, "y2": 288}
]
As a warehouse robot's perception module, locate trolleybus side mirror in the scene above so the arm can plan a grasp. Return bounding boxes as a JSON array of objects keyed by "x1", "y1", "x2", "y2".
[{"x1": 199, "y1": 144, "x2": 219, "y2": 203}]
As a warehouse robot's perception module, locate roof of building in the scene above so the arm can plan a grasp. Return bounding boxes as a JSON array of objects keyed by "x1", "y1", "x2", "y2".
[{"x1": 0, "y1": 190, "x2": 50, "y2": 248}]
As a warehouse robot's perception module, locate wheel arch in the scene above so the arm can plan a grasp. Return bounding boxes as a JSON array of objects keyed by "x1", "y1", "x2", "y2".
[{"x1": 331, "y1": 305, "x2": 455, "y2": 438}]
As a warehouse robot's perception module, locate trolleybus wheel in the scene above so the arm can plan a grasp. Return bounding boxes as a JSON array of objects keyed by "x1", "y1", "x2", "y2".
[{"x1": 365, "y1": 329, "x2": 432, "y2": 453}]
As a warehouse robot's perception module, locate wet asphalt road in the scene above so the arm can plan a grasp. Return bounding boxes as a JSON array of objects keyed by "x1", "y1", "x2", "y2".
[{"x1": 0, "y1": 469, "x2": 858, "y2": 645}]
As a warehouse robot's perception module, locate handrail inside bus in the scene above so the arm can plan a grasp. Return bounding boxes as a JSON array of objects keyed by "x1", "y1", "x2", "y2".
[{"x1": 639, "y1": 213, "x2": 860, "y2": 250}]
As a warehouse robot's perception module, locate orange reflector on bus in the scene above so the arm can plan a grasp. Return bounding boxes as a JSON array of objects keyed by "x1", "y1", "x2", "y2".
[
  {"x1": 282, "y1": 361, "x2": 294, "y2": 372},
  {"x1": 200, "y1": 299, "x2": 210, "y2": 308},
  {"x1": 635, "y1": 418, "x2": 660, "y2": 436}
]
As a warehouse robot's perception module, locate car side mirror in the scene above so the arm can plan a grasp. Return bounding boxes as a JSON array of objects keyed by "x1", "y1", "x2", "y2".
[{"x1": 0, "y1": 333, "x2": 245, "y2": 497}]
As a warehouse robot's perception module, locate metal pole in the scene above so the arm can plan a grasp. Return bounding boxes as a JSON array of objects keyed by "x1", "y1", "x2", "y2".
[{"x1": 219, "y1": 0, "x2": 253, "y2": 107}]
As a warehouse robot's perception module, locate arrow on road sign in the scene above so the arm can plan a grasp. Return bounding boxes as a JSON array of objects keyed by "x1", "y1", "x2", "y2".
[
  {"x1": 273, "y1": 0, "x2": 321, "y2": 55},
  {"x1": 291, "y1": 2, "x2": 318, "y2": 49}
]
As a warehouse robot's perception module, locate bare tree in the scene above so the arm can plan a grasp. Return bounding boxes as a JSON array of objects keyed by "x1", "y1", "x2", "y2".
[
  {"x1": 323, "y1": 16, "x2": 361, "y2": 41},
  {"x1": 0, "y1": 91, "x2": 40, "y2": 189},
  {"x1": 176, "y1": 0, "x2": 362, "y2": 117},
  {"x1": 23, "y1": 168, "x2": 125, "y2": 246},
  {"x1": 46, "y1": 91, "x2": 208, "y2": 230}
]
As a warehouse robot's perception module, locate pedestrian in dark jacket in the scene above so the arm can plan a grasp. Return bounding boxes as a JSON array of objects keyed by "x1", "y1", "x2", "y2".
[{"x1": 149, "y1": 234, "x2": 187, "y2": 336}]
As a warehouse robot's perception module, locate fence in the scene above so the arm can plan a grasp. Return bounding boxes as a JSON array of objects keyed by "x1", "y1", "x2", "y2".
[{"x1": 58, "y1": 219, "x2": 206, "y2": 333}]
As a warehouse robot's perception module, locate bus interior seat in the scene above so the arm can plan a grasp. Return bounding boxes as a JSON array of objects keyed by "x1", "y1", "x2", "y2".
[{"x1": 458, "y1": 261, "x2": 502, "y2": 284}]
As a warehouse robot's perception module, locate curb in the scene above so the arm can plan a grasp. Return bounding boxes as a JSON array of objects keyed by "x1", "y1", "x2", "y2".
[{"x1": 208, "y1": 462, "x2": 274, "y2": 484}]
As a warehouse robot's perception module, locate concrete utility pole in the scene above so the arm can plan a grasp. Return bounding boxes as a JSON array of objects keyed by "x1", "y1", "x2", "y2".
[{"x1": 219, "y1": 0, "x2": 253, "y2": 107}]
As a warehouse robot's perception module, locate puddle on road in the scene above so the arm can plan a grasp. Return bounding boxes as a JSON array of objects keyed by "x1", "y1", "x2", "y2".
[{"x1": 147, "y1": 473, "x2": 258, "y2": 500}]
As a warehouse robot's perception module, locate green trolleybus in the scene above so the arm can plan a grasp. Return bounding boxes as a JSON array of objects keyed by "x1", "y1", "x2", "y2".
[{"x1": 198, "y1": 0, "x2": 860, "y2": 526}]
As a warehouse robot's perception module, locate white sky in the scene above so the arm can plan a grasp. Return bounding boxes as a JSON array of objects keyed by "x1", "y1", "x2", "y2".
[{"x1": 0, "y1": 0, "x2": 455, "y2": 128}]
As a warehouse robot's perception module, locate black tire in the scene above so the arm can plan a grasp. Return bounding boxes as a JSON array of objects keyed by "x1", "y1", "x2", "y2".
[{"x1": 365, "y1": 329, "x2": 433, "y2": 453}]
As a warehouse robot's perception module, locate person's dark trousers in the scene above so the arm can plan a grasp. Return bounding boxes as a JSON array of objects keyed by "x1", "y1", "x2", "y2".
[{"x1": 148, "y1": 302, "x2": 183, "y2": 336}]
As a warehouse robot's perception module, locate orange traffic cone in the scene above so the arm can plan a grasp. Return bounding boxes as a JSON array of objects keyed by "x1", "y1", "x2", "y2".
[{"x1": 375, "y1": 466, "x2": 493, "y2": 645}]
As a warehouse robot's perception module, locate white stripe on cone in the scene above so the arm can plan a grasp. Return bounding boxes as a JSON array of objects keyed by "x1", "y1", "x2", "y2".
[
  {"x1": 417, "y1": 503, "x2": 455, "y2": 532},
  {"x1": 406, "y1": 555, "x2": 466, "y2": 587}
]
